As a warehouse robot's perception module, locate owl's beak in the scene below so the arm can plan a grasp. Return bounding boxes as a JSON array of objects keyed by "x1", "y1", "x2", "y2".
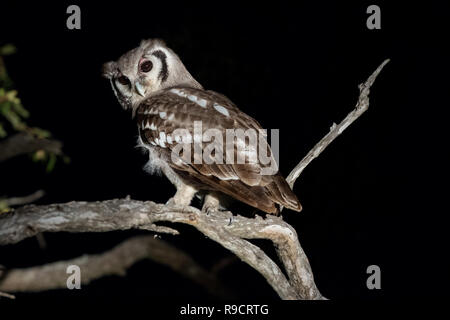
[{"x1": 135, "y1": 81, "x2": 146, "y2": 97}]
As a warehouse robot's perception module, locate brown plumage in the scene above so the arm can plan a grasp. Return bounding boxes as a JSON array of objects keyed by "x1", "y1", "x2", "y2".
[{"x1": 135, "y1": 86, "x2": 301, "y2": 214}]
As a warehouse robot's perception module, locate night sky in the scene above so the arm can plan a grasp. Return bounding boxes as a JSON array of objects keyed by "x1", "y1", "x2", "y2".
[{"x1": 0, "y1": 0, "x2": 448, "y2": 307}]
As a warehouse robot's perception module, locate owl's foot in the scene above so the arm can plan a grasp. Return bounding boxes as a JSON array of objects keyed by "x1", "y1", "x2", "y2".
[
  {"x1": 166, "y1": 184, "x2": 198, "y2": 207},
  {"x1": 202, "y1": 203, "x2": 219, "y2": 215},
  {"x1": 202, "y1": 192, "x2": 221, "y2": 215}
]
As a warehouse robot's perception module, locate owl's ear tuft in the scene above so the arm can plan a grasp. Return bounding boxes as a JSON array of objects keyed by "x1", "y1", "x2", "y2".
[{"x1": 102, "y1": 61, "x2": 117, "y2": 79}]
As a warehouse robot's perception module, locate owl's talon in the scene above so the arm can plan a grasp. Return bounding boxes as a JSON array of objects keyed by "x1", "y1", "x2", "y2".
[
  {"x1": 202, "y1": 193, "x2": 221, "y2": 215},
  {"x1": 202, "y1": 205, "x2": 217, "y2": 216}
]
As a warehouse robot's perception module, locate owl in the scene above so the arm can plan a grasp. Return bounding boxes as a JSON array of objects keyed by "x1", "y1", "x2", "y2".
[{"x1": 102, "y1": 39, "x2": 301, "y2": 215}]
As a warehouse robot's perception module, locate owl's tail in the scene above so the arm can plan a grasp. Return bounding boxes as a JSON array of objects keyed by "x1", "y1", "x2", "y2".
[{"x1": 265, "y1": 174, "x2": 302, "y2": 214}]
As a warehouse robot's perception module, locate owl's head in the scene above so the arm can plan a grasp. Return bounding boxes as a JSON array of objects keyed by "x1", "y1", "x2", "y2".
[{"x1": 102, "y1": 38, "x2": 202, "y2": 112}]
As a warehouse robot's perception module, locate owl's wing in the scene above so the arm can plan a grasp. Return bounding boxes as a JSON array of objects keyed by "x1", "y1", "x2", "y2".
[{"x1": 136, "y1": 86, "x2": 301, "y2": 214}]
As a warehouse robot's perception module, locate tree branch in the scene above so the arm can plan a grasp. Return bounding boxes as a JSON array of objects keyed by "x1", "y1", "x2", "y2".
[
  {"x1": 287, "y1": 59, "x2": 390, "y2": 187},
  {"x1": 0, "y1": 199, "x2": 305, "y2": 299},
  {"x1": 1, "y1": 190, "x2": 45, "y2": 207},
  {"x1": 0, "y1": 132, "x2": 62, "y2": 163},
  {"x1": 0, "y1": 235, "x2": 231, "y2": 298},
  {"x1": 0, "y1": 60, "x2": 389, "y2": 300},
  {"x1": 0, "y1": 291, "x2": 15, "y2": 299}
]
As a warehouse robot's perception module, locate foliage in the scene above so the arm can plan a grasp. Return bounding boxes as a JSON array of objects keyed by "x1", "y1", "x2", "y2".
[
  {"x1": 0, "y1": 44, "x2": 58, "y2": 165},
  {"x1": 0, "y1": 44, "x2": 51, "y2": 139},
  {"x1": 0, "y1": 44, "x2": 68, "y2": 212}
]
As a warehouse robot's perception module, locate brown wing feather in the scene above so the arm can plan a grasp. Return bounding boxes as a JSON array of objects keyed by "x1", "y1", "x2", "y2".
[{"x1": 136, "y1": 86, "x2": 302, "y2": 214}]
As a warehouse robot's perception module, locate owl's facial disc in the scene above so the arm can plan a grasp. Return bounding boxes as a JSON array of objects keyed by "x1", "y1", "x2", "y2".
[{"x1": 104, "y1": 38, "x2": 203, "y2": 113}]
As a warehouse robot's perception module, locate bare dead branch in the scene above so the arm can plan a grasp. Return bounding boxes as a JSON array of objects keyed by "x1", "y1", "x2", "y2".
[
  {"x1": 0, "y1": 200, "x2": 303, "y2": 299},
  {"x1": 0, "y1": 132, "x2": 62, "y2": 163},
  {"x1": 0, "y1": 60, "x2": 389, "y2": 300},
  {"x1": 0, "y1": 291, "x2": 15, "y2": 299},
  {"x1": 1, "y1": 190, "x2": 45, "y2": 207},
  {"x1": 286, "y1": 59, "x2": 390, "y2": 187},
  {"x1": 0, "y1": 235, "x2": 231, "y2": 298}
]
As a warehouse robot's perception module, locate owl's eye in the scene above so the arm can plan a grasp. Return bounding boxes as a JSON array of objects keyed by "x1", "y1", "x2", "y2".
[
  {"x1": 117, "y1": 75, "x2": 130, "y2": 86},
  {"x1": 140, "y1": 60, "x2": 153, "y2": 73}
]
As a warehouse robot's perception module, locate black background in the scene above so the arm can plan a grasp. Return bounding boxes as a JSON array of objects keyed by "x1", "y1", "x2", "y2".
[{"x1": 0, "y1": 0, "x2": 449, "y2": 306}]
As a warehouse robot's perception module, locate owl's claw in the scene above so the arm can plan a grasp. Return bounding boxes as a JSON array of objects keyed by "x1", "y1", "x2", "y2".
[
  {"x1": 202, "y1": 192, "x2": 221, "y2": 215},
  {"x1": 202, "y1": 203, "x2": 218, "y2": 216}
]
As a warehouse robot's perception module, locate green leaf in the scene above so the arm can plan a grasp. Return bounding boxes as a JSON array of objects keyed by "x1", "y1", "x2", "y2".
[
  {"x1": 0, "y1": 122, "x2": 6, "y2": 138},
  {"x1": 29, "y1": 127, "x2": 51, "y2": 139},
  {"x1": 0, "y1": 200, "x2": 9, "y2": 212},
  {"x1": 46, "y1": 153, "x2": 57, "y2": 172},
  {"x1": 32, "y1": 150, "x2": 46, "y2": 162},
  {"x1": 11, "y1": 101, "x2": 29, "y2": 118},
  {"x1": 1, "y1": 102, "x2": 26, "y2": 131}
]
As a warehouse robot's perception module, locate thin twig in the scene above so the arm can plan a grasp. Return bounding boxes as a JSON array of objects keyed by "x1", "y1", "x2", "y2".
[
  {"x1": 0, "y1": 291, "x2": 15, "y2": 299},
  {"x1": 2, "y1": 190, "x2": 45, "y2": 207}
]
